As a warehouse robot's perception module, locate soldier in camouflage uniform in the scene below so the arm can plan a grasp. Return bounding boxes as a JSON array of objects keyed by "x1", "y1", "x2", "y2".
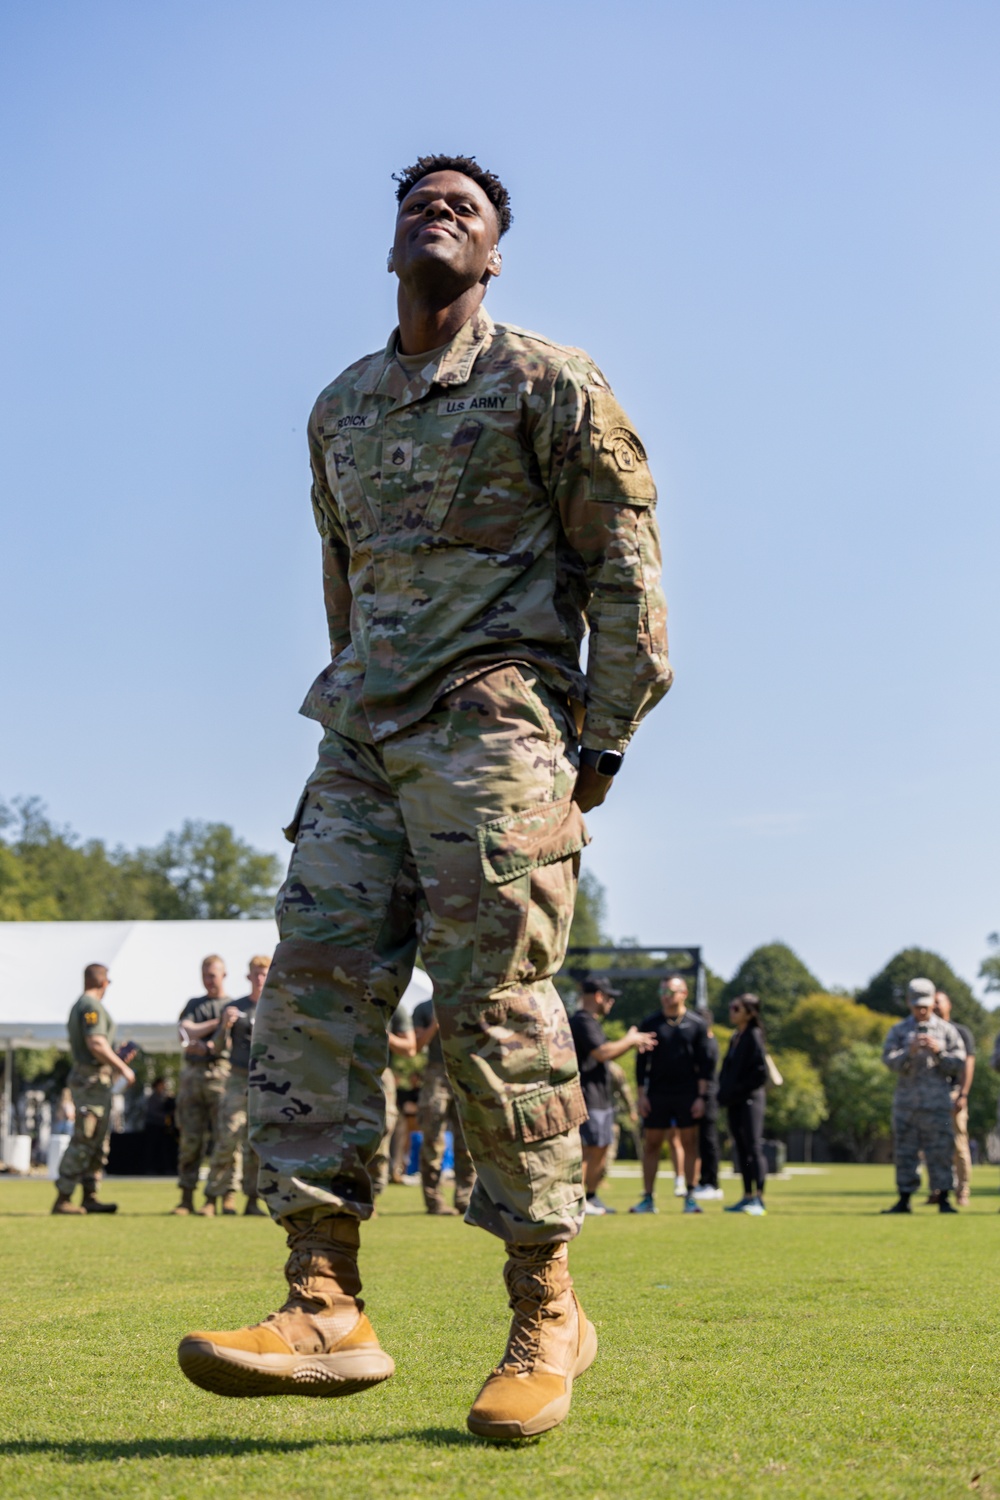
[
  {"x1": 202, "y1": 956, "x2": 271, "y2": 1216},
  {"x1": 179, "y1": 153, "x2": 671, "y2": 1441},
  {"x1": 171, "y1": 956, "x2": 231, "y2": 1216},
  {"x1": 413, "y1": 996, "x2": 476, "y2": 1214},
  {"x1": 52, "y1": 964, "x2": 136, "y2": 1215},
  {"x1": 369, "y1": 1002, "x2": 416, "y2": 1199},
  {"x1": 882, "y1": 977, "x2": 966, "y2": 1214}
]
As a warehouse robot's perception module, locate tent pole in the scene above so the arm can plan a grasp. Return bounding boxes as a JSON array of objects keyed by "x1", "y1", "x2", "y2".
[{"x1": 2, "y1": 1040, "x2": 12, "y2": 1165}]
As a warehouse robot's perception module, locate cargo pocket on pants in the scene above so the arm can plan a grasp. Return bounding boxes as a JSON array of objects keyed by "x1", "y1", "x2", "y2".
[
  {"x1": 513, "y1": 1079, "x2": 589, "y2": 1222},
  {"x1": 472, "y1": 796, "x2": 590, "y2": 988}
]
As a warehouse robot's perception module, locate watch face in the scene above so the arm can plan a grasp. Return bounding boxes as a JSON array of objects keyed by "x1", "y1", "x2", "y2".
[{"x1": 596, "y1": 750, "x2": 624, "y2": 777}]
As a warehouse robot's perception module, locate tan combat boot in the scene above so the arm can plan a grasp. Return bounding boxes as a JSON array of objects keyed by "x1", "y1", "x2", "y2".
[
  {"x1": 221, "y1": 1192, "x2": 238, "y2": 1216},
  {"x1": 197, "y1": 1196, "x2": 217, "y2": 1217},
  {"x1": 51, "y1": 1192, "x2": 86, "y2": 1215},
  {"x1": 467, "y1": 1242, "x2": 597, "y2": 1442},
  {"x1": 177, "y1": 1214, "x2": 394, "y2": 1398},
  {"x1": 171, "y1": 1188, "x2": 196, "y2": 1216}
]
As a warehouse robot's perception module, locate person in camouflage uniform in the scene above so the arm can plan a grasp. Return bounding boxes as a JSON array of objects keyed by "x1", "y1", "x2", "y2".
[
  {"x1": 882, "y1": 977, "x2": 966, "y2": 1214},
  {"x1": 412, "y1": 996, "x2": 476, "y2": 1215},
  {"x1": 369, "y1": 1002, "x2": 416, "y2": 1199},
  {"x1": 172, "y1": 956, "x2": 231, "y2": 1216},
  {"x1": 179, "y1": 153, "x2": 671, "y2": 1441},
  {"x1": 202, "y1": 956, "x2": 272, "y2": 1216},
  {"x1": 52, "y1": 964, "x2": 135, "y2": 1215}
]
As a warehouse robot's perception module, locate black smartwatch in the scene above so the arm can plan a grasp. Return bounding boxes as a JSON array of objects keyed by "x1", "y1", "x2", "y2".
[{"x1": 579, "y1": 747, "x2": 625, "y2": 778}]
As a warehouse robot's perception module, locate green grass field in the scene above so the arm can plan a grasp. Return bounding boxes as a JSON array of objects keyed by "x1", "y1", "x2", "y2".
[{"x1": 1, "y1": 1165, "x2": 998, "y2": 1499}]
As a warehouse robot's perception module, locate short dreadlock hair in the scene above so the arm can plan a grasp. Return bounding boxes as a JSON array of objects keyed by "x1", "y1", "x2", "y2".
[{"x1": 393, "y1": 154, "x2": 513, "y2": 238}]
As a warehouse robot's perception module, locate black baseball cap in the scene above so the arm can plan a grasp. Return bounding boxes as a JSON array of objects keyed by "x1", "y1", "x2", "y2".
[{"x1": 582, "y1": 975, "x2": 621, "y2": 998}]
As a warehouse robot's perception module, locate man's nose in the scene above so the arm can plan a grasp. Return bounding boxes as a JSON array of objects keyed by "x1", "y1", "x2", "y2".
[{"x1": 423, "y1": 199, "x2": 455, "y2": 220}]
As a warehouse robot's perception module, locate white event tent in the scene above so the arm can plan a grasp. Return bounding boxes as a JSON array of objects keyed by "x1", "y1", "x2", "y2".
[
  {"x1": 0, "y1": 921, "x2": 433, "y2": 1147},
  {"x1": 0, "y1": 920, "x2": 433, "y2": 1052}
]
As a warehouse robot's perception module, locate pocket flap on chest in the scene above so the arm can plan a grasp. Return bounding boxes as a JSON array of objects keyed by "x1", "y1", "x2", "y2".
[{"x1": 423, "y1": 420, "x2": 482, "y2": 532}]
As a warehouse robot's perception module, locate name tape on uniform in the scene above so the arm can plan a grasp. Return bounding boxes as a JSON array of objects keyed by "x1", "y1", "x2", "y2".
[{"x1": 438, "y1": 394, "x2": 516, "y2": 415}]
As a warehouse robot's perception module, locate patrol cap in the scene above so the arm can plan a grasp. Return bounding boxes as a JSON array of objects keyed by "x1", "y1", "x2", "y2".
[
  {"x1": 907, "y1": 978, "x2": 936, "y2": 1004},
  {"x1": 582, "y1": 975, "x2": 621, "y2": 998}
]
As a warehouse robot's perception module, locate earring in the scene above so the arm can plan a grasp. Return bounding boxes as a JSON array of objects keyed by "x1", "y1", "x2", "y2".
[
  {"x1": 490, "y1": 248, "x2": 501, "y2": 268},
  {"x1": 386, "y1": 249, "x2": 395, "y2": 273}
]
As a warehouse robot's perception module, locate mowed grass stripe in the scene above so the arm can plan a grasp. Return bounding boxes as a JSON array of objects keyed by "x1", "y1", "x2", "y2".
[{"x1": 1, "y1": 1166, "x2": 998, "y2": 1499}]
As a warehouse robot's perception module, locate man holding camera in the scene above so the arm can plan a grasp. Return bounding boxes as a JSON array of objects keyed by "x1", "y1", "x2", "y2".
[{"x1": 881, "y1": 977, "x2": 966, "y2": 1214}]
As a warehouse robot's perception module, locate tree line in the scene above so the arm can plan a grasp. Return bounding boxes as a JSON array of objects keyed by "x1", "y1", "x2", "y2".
[{"x1": 0, "y1": 798, "x2": 280, "y2": 921}]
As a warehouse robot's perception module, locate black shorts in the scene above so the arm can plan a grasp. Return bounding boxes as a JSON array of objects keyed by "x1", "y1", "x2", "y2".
[{"x1": 645, "y1": 1092, "x2": 699, "y2": 1130}]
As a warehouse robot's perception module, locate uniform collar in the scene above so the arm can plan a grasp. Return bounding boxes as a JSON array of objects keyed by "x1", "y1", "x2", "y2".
[{"x1": 354, "y1": 306, "x2": 495, "y2": 409}]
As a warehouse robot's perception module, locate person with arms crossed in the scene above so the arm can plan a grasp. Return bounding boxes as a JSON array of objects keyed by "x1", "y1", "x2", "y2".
[
  {"x1": 172, "y1": 955, "x2": 232, "y2": 1217},
  {"x1": 631, "y1": 976, "x2": 714, "y2": 1215},
  {"x1": 52, "y1": 964, "x2": 135, "y2": 1215},
  {"x1": 569, "y1": 977, "x2": 656, "y2": 1215},
  {"x1": 178, "y1": 153, "x2": 671, "y2": 1441},
  {"x1": 933, "y1": 989, "x2": 975, "y2": 1208},
  {"x1": 202, "y1": 955, "x2": 272, "y2": 1217}
]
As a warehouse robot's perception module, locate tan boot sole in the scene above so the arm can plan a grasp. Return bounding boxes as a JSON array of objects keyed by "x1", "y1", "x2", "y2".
[
  {"x1": 177, "y1": 1336, "x2": 395, "y2": 1398},
  {"x1": 467, "y1": 1317, "x2": 598, "y2": 1441}
]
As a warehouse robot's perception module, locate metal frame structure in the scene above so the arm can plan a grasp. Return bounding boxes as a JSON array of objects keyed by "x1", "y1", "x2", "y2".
[{"x1": 562, "y1": 945, "x2": 707, "y2": 1012}]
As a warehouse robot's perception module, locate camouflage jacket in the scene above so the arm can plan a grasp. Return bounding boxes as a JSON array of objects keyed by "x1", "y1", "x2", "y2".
[
  {"x1": 302, "y1": 307, "x2": 672, "y2": 753},
  {"x1": 882, "y1": 1015, "x2": 966, "y2": 1107}
]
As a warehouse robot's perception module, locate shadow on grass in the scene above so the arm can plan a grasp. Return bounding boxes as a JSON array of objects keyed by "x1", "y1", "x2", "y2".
[{"x1": 0, "y1": 1429, "x2": 474, "y2": 1461}]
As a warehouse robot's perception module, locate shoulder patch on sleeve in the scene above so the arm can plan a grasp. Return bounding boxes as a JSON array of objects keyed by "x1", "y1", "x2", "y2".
[{"x1": 83, "y1": 1010, "x2": 99, "y2": 1026}]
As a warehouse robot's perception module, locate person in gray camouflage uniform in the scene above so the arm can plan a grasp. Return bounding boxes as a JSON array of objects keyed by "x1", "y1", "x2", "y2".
[
  {"x1": 179, "y1": 152, "x2": 671, "y2": 1441},
  {"x1": 882, "y1": 977, "x2": 966, "y2": 1214}
]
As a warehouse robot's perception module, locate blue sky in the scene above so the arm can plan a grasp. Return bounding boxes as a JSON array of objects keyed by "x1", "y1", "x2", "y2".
[{"x1": 2, "y1": 1, "x2": 997, "y2": 996}]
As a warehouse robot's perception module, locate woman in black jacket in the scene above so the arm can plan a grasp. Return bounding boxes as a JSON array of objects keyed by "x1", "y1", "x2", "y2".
[{"x1": 718, "y1": 993, "x2": 769, "y2": 1215}]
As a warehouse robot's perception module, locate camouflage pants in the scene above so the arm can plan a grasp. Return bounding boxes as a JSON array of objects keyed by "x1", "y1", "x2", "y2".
[
  {"x1": 205, "y1": 1069, "x2": 258, "y2": 1200},
  {"x1": 368, "y1": 1068, "x2": 397, "y2": 1198},
  {"x1": 176, "y1": 1062, "x2": 229, "y2": 1191},
  {"x1": 56, "y1": 1066, "x2": 113, "y2": 1196},
  {"x1": 419, "y1": 1062, "x2": 476, "y2": 1212},
  {"x1": 952, "y1": 1098, "x2": 971, "y2": 1195},
  {"x1": 250, "y1": 665, "x2": 588, "y2": 1245},
  {"x1": 893, "y1": 1103, "x2": 955, "y2": 1194}
]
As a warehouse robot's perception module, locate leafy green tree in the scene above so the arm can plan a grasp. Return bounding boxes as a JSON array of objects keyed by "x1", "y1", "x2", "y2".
[
  {"x1": 134, "y1": 821, "x2": 279, "y2": 920},
  {"x1": 980, "y1": 933, "x2": 1000, "y2": 995},
  {"x1": 824, "y1": 1042, "x2": 896, "y2": 1161},
  {"x1": 967, "y1": 1034, "x2": 1000, "y2": 1147},
  {"x1": 779, "y1": 993, "x2": 893, "y2": 1069},
  {"x1": 567, "y1": 869, "x2": 610, "y2": 950},
  {"x1": 857, "y1": 947, "x2": 988, "y2": 1038},
  {"x1": 764, "y1": 1049, "x2": 828, "y2": 1137},
  {"x1": 0, "y1": 798, "x2": 280, "y2": 921},
  {"x1": 716, "y1": 942, "x2": 821, "y2": 1033}
]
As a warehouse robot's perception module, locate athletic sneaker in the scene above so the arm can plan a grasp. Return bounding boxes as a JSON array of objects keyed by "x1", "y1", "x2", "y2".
[
  {"x1": 629, "y1": 1194, "x2": 657, "y2": 1214},
  {"x1": 583, "y1": 1197, "x2": 607, "y2": 1216},
  {"x1": 588, "y1": 1195, "x2": 616, "y2": 1214},
  {"x1": 683, "y1": 1196, "x2": 703, "y2": 1214},
  {"x1": 673, "y1": 1176, "x2": 687, "y2": 1198},
  {"x1": 743, "y1": 1197, "x2": 767, "y2": 1216},
  {"x1": 691, "y1": 1185, "x2": 724, "y2": 1200},
  {"x1": 724, "y1": 1195, "x2": 753, "y2": 1213}
]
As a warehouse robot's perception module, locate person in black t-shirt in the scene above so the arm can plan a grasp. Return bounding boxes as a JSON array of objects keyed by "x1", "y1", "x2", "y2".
[
  {"x1": 569, "y1": 977, "x2": 657, "y2": 1216},
  {"x1": 934, "y1": 990, "x2": 975, "y2": 1207},
  {"x1": 631, "y1": 976, "x2": 714, "y2": 1215}
]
